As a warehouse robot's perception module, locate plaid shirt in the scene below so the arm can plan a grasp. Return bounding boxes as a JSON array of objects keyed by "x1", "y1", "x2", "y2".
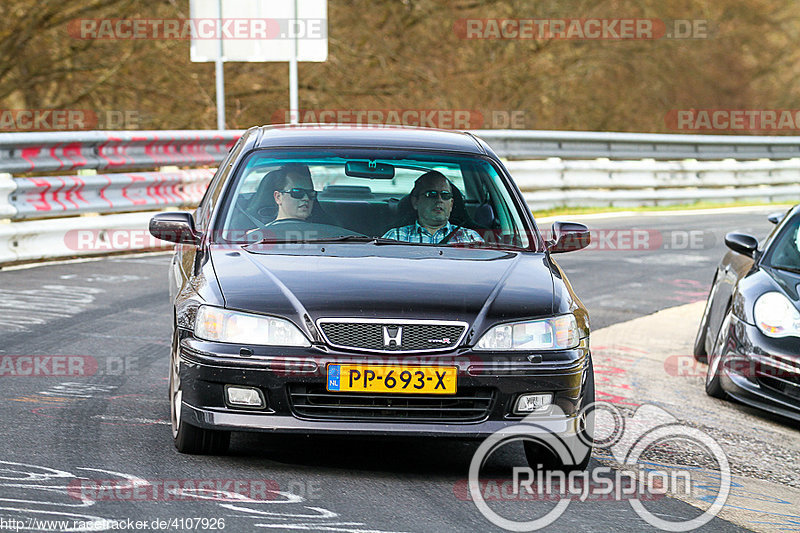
[{"x1": 382, "y1": 221, "x2": 484, "y2": 244}]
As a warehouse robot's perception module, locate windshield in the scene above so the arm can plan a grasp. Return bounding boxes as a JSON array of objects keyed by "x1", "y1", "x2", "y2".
[
  {"x1": 766, "y1": 215, "x2": 800, "y2": 272},
  {"x1": 213, "y1": 150, "x2": 535, "y2": 249}
]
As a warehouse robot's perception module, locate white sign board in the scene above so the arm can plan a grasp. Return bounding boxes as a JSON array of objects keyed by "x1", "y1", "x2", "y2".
[{"x1": 190, "y1": 0, "x2": 328, "y2": 62}]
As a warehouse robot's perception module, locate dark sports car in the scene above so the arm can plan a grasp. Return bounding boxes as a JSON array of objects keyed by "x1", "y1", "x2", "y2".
[
  {"x1": 150, "y1": 125, "x2": 594, "y2": 468},
  {"x1": 694, "y1": 206, "x2": 800, "y2": 421}
]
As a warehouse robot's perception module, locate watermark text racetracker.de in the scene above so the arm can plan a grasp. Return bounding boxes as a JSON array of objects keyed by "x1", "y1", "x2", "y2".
[
  {"x1": 466, "y1": 402, "x2": 731, "y2": 531},
  {"x1": 67, "y1": 478, "x2": 287, "y2": 502},
  {"x1": 455, "y1": 18, "x2": 710, "y2": 40},
  {"x1": 0, "y1": 355, "x2": 139, "y2": 377},
  {"x1": 665, "y1": 353, "x2": 800, "y2": 380},
  {"x1": 0, "y1": 109, "x2": 141, "y2": 131},
  {"x1": 68, "y1": 18, "x2": 326, "y2": 40},
  {"x1": 0, "y1": 517, "x2": 226, "y2": 532},
  {"x1": 66, "y1": 228, "x2": 714, "y2": 253},
  {"x1": 667, "y1": 109, "x2": 800, "y2": 132},
  {"x1": 539, "y1": 228, "x2": 714, "y2": 251},
  {"x1": 270, "y1": 109, "x2": 529, "y2": 129}
]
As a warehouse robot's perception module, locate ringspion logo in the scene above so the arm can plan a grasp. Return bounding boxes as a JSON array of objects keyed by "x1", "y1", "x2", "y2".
[{"x1": 467, "y1": 402, "x2": 730, "y2": 531}]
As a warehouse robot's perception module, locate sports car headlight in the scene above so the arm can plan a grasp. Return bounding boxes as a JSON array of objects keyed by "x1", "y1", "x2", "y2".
[
  {"x1": 754, "y1": 292, "x2": 800, "y2": 338},
  {"x1": 475, "y1": 315, "x2": 580, "y2": 351},
  {"x1": 194, "y1": 306, "x2": 310, "y2": 346}
]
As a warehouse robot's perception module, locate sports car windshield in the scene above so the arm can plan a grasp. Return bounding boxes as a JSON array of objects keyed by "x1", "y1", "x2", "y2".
[
  {"x1": 766, "y1": 215, "x2": 800, "y2": 272},
  {"x1": 214, "y1": 150, "x2": 534, "y2": 249}
]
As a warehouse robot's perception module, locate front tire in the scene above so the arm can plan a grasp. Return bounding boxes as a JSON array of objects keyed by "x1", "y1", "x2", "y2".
[
  {"x1": 693, "y1": 273, "x2": 719, "y2": 362},
  {"x1": 524, "y1": 357, "x2": 594, "y2": 472},
  {"x1": 705, "y1": 311, "x2": 730, "y2": 399},
  {"x1": 169, "y1": 328, "x2": 230, "y2": 454}
]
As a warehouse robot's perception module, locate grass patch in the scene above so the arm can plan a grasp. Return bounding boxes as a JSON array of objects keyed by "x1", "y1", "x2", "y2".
[{"x1": 532, "y1": 200, "x2": 794, "y2": 218}]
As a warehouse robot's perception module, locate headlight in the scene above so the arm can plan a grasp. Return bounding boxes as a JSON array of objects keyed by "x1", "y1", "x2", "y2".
[
  {"x1": 194, "y1": 305, "x2": 310, "y2": 346},
  {"x1": 475, "y1": 315, "x2": 580, "y2": 351},
  {"x1": 754, "y1": 292, "x2": 800, "y2": 338}
]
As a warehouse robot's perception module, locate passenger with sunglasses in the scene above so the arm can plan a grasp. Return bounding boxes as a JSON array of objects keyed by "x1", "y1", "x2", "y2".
[{"x1": 382, "y1": 170, "x2": 483, "y2": 244}]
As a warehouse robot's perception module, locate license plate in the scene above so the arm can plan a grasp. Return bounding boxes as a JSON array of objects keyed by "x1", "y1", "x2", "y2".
[{"x1": 326, "y1": 364, "x2": 457, "y2": 394}]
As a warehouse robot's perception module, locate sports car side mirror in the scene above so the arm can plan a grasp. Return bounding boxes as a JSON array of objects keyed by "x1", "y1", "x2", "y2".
[
  {"x1": 767, "y1": 211, "x2": 785, "y2": 225},
  {"x1": 149, "y1": 212, "x2": 201, "y2": 245},
  {"x1": 548, "y1": 221, "x2": 590, "y2": 253},
  {"x1": 724, "y1": 232, "x2": 758, "y2": 258}
]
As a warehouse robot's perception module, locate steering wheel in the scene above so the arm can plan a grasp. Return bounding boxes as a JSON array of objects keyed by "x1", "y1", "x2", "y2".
[
  {"x1": 257, "y1": 218, "x2": 365, "y2": 240},
  {"x1": 264, "y1": 217, "x2": 310, "y2": 227}
]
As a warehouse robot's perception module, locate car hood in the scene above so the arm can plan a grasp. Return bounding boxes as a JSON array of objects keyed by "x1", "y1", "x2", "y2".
[
  {"x1": 764, "y1": 266, "x2": 800, "y2": 303},
  {"x1": 210, "y1": 244, "x2": 555, "y2": 336}
]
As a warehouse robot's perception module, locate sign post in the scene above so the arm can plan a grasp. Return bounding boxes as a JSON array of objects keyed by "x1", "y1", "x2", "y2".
[
  {"x1": 288, "y1": 0, "x2": 299, "y2": 124},
  {"x1": 214, "y1": 0, "x2": 225, "y2": 129},
  {"x1": 190, "y1": 0, "x2": 328, "y2": 129}
]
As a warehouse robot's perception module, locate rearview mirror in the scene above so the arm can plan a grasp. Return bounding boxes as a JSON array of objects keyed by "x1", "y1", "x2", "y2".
[
  {"x1": 345, "y1": 161, "x2": 395, "y2": 179},
  {"x1": 149, "y1": 212, "x2": 200, "y2": 245},
  {"x1": 548, "y1": 221, "x2": 590, "y2": 253},
  {"x1": 724, "y1": 232, "x2": 758, "y2": 258}
]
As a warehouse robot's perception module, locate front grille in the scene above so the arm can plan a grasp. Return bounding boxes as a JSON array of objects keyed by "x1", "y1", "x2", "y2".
[
  {"x1": 288, "y1": 384, "x2": 494, "y2": 421},
  {"x1": 318, "y1": 320, "x2": 466, "y2": 353},
  {"x1": 757, "y1": 375, "x2": 800, "y2": 399},
  {"x1": 753, "y1": 356, "x2": 800, "y2": 399}
]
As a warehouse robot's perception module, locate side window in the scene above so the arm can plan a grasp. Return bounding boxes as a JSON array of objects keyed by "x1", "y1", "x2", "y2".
[{"x1": 195, "y1": 137, "x2": 244, "y2": 233}]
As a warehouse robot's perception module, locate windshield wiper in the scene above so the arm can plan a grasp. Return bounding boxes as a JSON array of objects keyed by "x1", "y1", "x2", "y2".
[
  {"x1": 303, "y1": 235, "x2": 403, "y2": 244},
  {"x1": 772, "y1": 265, "x2": 800, "y2": 274},
  {"x1": 244, "y1": 235, "x2": 401, "y2": 246}
]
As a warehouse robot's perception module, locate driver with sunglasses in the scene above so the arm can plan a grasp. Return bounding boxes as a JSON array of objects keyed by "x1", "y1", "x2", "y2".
[
  {"x1": 382, "y1": 171, "x2": 483, "y2": 244},
  {"x1": 272, "y1": 164, "x2": 317, "y2": 221}
]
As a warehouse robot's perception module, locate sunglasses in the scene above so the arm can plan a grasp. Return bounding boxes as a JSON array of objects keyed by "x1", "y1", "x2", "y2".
[
  {"x1": 420, "y1": 190, "x2": 453, "y2": 201},
  {"x1": 280, "y1": 188, "x2": 317, "y2": 200}
]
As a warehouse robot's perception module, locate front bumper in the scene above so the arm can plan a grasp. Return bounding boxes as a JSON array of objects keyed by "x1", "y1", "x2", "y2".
[
  {"x1": 177, "y1": 335, "x2": 591, "y2": 437},
  {"x1": 719, "y1": 315, "x2": 800, "y2": 422}
]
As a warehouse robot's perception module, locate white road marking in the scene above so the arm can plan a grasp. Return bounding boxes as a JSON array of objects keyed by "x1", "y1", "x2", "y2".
[
  {"x1": 219, "y1": 503, "x2": 337, "y2": 518},
  {"x1": 536, "y1": 204, "x2": 791, "y2": 224},
  {"x1": 622, "y1": 254, "x2": 711, "y2": 265},
  {"x1": 254, "y1": 524, "x2": 412, "y2": 533},
  {"x1": 0, "y1": 285, "x2": 105, "y2": 333},
  {"x1": 1, "y1": 251, "x2": 172, "y2": 272},
  {"x1": 58, "y1": 274, "x2": 147, "y2": 283},
  {"x1": 38, "y1": 383, "x2": 118, "y2": 399},
  {"x1": 89, "y1": 415, "x2": 169, "y2": 425},
  {"x1": 0, "y1": 460, "x2": 401, "y2": 533}
]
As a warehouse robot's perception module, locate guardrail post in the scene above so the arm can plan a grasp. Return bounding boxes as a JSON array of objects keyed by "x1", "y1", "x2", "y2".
[{"x1": 0, "y1": 173, "x2": 17, "y2": 220}]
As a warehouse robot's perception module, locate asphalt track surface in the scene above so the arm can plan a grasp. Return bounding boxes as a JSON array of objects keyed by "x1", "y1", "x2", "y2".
[{"x1": 0, "y1": 208, "x2": 788, "y2": 532}]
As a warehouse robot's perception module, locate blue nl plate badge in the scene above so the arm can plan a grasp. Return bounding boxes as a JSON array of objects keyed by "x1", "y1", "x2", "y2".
[{"x1": 327, "y1": 364, "x2": 341, "y2": 391}]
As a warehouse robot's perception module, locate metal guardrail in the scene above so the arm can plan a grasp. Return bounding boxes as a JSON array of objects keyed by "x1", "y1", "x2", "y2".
[
  {"x1": 0, "y1": 130, "x2": 240, "y2": 174},
  {"x1": 0, "y1": 212, "x2": 172, "y2": 265},
  {"x1": 507, "y1": 158, "x2": 800, "y2": 209},
  {"x1": 6, "y1": 169, "x2": 213, "y2": 220},
  {"x1": 474, "y1": 130, "x2": 800, "y2": 160},
  {"x1": 1, "y1": 127, "x2": 800, "y2": 265},
  {"x1": 3, "y1": 129, "x2": 800, "y2": 174}
]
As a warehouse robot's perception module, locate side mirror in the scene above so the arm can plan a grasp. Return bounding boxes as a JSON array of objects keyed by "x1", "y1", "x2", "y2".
[
  {"x1": 767, "y1": 211, "x2": 786, "y2": 225},
  {"x1": 724, "y1": 232, "x2": 758, "y2": 258},
  {"x1": 548, "y1": 221, "x2": 590, "y2": 253},
  {"x1": 149, "y1": 212, "x2": 200, "y2": 245}
]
